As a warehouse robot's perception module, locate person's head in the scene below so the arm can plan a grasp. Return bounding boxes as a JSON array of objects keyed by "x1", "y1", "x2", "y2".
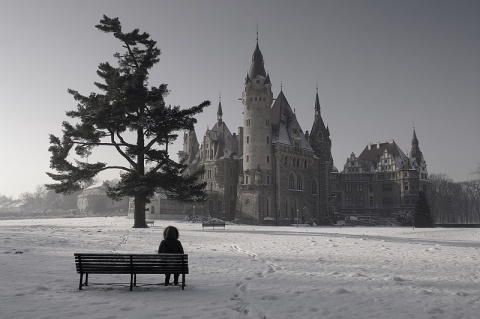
[{"x1": 163, "y1": 225, "x2": 179, "y2": 239}]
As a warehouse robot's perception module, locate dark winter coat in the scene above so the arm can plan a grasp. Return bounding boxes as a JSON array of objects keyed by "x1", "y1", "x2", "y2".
[{"x1": 158, "y1": 226, "x2": 184, "y2": 254}]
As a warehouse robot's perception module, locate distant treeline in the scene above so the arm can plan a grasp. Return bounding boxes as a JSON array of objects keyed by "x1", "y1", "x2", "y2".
[{"x1": 429, "y1": 173, "x2": 480, "y2": 224}]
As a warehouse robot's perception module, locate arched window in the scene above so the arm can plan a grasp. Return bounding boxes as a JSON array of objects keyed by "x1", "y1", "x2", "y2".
[
  {"x1": 297, "y1": 175, "x2": 303, "y2": 190},
  {"x1": 304, "y1": 160, "x2": 307, "y2": 168},
  {"x1": 284, "y1": 156, "x2": 288, "y2": 165},
  {"x1": 289, "y1": 174, "x2": 295, "y2": 189},
  {"x1": 312, "y1": 179, "x2": 318, "y2": 194}
]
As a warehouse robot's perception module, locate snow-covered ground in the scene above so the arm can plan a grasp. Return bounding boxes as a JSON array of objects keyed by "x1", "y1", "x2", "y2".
[{"x1": 0, "y1": 217, "x2": 478, "y2": 319}]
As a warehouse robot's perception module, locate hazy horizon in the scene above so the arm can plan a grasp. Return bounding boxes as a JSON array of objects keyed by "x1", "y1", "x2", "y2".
[{"x1": 1, "y1": 0, "x2": 479, "y2": 198}]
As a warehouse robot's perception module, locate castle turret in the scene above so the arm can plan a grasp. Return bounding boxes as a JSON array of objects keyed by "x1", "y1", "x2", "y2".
[
  {"x1": 308, "y1": 88, "x2": 332, "y2": 223},
  {"x1": 410, "y1": 128, "x2": 428, "y2": 180},
  {"x1": 241, "y1": 40, "x2": 273, "y2": 184}
]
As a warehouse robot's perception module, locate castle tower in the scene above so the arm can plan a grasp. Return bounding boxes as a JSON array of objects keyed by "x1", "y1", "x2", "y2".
[
  {"x1": 241, "y1": 40, "x2": 273, "y2": 183},
  {"x1": 409, "y1": 128, "x2": 428, "y2": 183},
  {"x1": 308, "y1": 89, "x2": 332, "y2": 222},
  {"x1": 236, "y1": 39, "x2": 274, "y2": 223}
]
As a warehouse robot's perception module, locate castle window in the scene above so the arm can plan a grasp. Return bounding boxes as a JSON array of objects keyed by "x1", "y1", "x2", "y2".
[
  {"x1": 297, "y1": 175, "x2": 303, "y2": 190},
  {"x1": 312, "y1": 180, "x2": 318, "y2": 194},
  {"x1": 357, "y1": 197, "x2": 364, "y2": 207},
  {"x1": 246, "y1": 175, "x2": 249, "y2": 184},
  {"x1": 267, "y1": 176, "x2": 270, "y2": 184},
  {"x1": 266, "y1": 136, "x2": 269, "y2": 143},
  {"x1": 247, "y1": 136, "x2": 250, "y2": 143},
  {"x1": 246, "y1": 119, "x2": 251, "y2": 126},
  {"x1": 346, "y1": 197, "x2": 353, "y2": 206},
  {"x1": 284, "y1": 156, "x2": 288, "y2": 165},
  {"x1": 246, "y1": 155, "x2": 249, "y2": 162},
  {"x1": 267, "y1": 155, "x2": 270, "y2": 163},
  {"x1": 304, "y1": 160, "x2": 307, "y2": 168},
  {"x1": 255, "y1": 97, "x2": 257, "y2": 101},
  {"x1": 356, "y1": 185, "x2": 363, "y2": 192},
  {"x1": 345, "y1": 185, "x2": 352, "y2": 193},
  {"x1": 382, "y1": 184, "x2": 392, "y2": 192},
  {"x1": 404, "y1": 184, "x2": 409, "y2": 191},
  {"x1": 369, "y1": 196, "x2": 374, "y2": 206},
  {"x1": 288, "y1": 174, "x2": 295, "y2": 189}
]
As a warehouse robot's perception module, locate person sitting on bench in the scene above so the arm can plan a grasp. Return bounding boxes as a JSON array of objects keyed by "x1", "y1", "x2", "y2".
[{"x1": 158, "y1": 226, "x2": 184, "y2": 286}]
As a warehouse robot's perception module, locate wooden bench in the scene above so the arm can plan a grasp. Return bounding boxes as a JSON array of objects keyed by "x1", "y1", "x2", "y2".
[
  {"x1": 202, "y1": 222, "x2": 226, "y2": 229},
  {"x1": 74, "y1": 253, "x2": 188, "y2": 291},
  {"x1": 146, "y1": 220, "x2": 154, "y2": 226}
]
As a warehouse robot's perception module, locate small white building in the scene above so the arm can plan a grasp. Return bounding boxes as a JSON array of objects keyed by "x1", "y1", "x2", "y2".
[{"x1": 77, "y1": 183, "x2": 128, "y2": 213}]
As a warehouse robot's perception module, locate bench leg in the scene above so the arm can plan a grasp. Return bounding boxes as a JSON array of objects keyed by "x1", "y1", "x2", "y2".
[
  {"x1": 79, "y1": 273, "x2": 83, "y2": 290},
  {"x1": 130, "y1": 274, "x2": 134, "y2": 291},
  {"x1": 85, "y1": 273, "x2": 88, "y2": 286},
  {"x1": 182, "y1": 274, "x2": 185, "y2": 290}
]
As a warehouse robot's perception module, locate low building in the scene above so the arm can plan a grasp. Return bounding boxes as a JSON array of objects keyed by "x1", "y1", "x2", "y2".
[{"x1": 77, "y1": 183, "x2": 128, "y2": 214}]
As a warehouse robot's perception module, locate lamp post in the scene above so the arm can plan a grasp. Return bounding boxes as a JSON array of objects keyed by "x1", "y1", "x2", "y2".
[
  {"x1": 193, "y1": 205, "x2": 195, "y2": 221},
  {"x1": 296, "y1": 209, "x2": 299, "y2": 227}
]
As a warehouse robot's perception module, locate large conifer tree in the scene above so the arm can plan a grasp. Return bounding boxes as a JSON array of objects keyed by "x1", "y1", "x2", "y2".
[
  {"x1": 46, "y1": 16, "x2": 209, "y2": 228},
  {"x1": 414, "y1": 191, "x2": 435, "y2": 228}
]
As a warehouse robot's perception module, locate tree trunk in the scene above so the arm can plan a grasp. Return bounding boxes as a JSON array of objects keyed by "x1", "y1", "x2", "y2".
[
  {"x1": 132, "y1": 125, "x2": 148, "y2": 228},
  {"x1": 133, "y1": 195, "x2": 148, "y2": 228}
]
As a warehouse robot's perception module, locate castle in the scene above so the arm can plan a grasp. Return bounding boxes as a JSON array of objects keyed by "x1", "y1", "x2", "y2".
[
  {"x1": 178, "y1": 40, "x2": 332, "y2": 225},
  {"x1": 174, "y1": 39, "x2": 429, "y2": 225}
]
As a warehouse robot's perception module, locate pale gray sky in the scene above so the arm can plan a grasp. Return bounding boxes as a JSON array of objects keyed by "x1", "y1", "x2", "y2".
[{"x1": 1, "y1": 0, "x2": 479, "y2": 198}]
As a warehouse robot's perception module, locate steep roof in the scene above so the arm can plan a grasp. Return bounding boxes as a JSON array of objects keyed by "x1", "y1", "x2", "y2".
[
  {"x1": 207, "y1": 121, "x2": 238, "y2": 159},
  {"x1": 271, "y1": 90, "x2": 313, "y2": 151},
  {"x1": 309, "y1": 92, "x2": 329, "y2": 141},
  {"x1": 248, "y1": 42, "x2": 267, "y2": 79},
  {"x1": 358, "y1": 141, "x2": 409, "y2": 170}
]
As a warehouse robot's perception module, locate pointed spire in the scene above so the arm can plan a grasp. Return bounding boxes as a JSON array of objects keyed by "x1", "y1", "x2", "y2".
[
  {"x1": 315, "y1": 86, "x2": 321, "y2": 117},
  {"x1": 217, "y1": 92, "x2": 223, "y2": 124},
  {"x1": 248, "y1": 35, "x2": 266, "y2": 79}
]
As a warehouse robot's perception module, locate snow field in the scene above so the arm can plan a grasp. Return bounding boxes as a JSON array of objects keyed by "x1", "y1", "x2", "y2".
[{"x1": 0, "y1": 217, "x2": 478, "y2": 319}]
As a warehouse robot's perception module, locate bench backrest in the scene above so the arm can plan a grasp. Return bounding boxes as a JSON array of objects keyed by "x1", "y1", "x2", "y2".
[{"x1": 74, "y1": 253, "x2": 189, "y2": 274}]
